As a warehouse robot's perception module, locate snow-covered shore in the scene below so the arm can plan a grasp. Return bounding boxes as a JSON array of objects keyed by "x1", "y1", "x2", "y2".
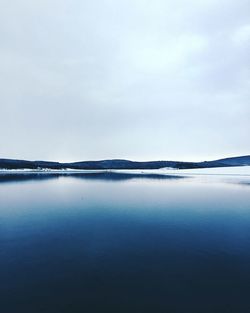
[
  {"x1": 1, "y1": 166, "x2": 250, "y2": 176},
  {"x1": 163, "y1": 165, "x2": 250, "y2": 176}
]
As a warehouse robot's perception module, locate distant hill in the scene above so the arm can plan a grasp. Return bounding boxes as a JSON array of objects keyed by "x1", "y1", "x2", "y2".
[
  {"x1": 0, "y1": 155, "x2": 249, "y2": 170},
  {"x1": 209, "y1": 155, "x2": 250, "y2": 166}
]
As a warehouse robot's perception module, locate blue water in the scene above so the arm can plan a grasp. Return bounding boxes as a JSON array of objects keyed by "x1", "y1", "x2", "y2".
[{"x1": 0, "y1": 172, "x2": 250, "y2": 312}]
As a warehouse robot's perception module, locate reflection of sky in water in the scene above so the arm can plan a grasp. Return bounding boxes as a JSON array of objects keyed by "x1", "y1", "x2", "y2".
[{"x1": 0, "y1": 174, "x2": 250, "y2": 312}]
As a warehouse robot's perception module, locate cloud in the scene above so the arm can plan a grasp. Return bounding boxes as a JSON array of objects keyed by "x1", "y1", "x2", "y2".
[
  {"x1": 0, "y1": 0, "x2": 249, "y2": 161},
  {"x1": 232, "y1": 24, "x2": 250, "y2": 44}
]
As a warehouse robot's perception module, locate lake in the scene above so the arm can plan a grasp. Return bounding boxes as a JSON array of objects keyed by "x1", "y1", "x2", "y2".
[{"x1": 0, "y1": 169, "x2": 250, "y2": 312}]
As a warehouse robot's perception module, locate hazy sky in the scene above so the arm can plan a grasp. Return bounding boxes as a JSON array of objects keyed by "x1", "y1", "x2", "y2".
[{"x1": 0, "y1": 0, "x2": 249, "y2": 161}]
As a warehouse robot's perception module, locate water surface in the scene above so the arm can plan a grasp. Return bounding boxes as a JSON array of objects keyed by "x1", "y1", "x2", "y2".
[{"x1": 0, "y1": 171, "x2": 250, "y2": 312}]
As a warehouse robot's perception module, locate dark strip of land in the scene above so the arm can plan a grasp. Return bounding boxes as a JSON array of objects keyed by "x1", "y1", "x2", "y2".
[{"x1": 0, "y1": 155, "x2": 250, "y2": 170}]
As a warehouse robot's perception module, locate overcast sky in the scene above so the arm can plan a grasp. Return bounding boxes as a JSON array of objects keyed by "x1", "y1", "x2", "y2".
[{"x1": 0, "y1": 0, "x2": 249, "y2": 162}]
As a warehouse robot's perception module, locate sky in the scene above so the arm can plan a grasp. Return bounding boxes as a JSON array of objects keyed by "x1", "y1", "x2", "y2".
[{"x1": 0, "y1": 0, "x2": 249, "y2": 162}]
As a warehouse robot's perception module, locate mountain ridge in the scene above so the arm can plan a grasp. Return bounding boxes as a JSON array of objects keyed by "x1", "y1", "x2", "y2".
[{"x1": 0, "y1": 155, "x2": 250, "y2": 170}]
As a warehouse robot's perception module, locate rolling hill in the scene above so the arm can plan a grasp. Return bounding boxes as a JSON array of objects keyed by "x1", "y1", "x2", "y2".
[{"x1": 0, "y1": 155, "x2": 249, "y2": 170}]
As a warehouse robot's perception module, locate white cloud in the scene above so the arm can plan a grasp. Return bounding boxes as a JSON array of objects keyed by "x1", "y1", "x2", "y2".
[
  {"x1": 232, "y1": 24, "x2": 250, "y2": 44},
  {"x1": 0, "y1": 0, "x2": 249, "y2": 161},
  {"x1": 124, "y1": 34, "x2": 208, "y2": 73}
]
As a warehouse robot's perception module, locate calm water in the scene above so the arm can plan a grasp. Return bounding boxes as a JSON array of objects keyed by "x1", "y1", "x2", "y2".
[{"x1": 0, "y1": 172, "x2": 250, "y2": 313}]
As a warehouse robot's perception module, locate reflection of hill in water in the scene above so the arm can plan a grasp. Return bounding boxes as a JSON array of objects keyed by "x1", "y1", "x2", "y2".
[
  {"x1": 0, "y1": 172, "x2": 186, "y2": 183},
  {"x1": 237, "y1": 181, "x2": 250, "y2": 187}
]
